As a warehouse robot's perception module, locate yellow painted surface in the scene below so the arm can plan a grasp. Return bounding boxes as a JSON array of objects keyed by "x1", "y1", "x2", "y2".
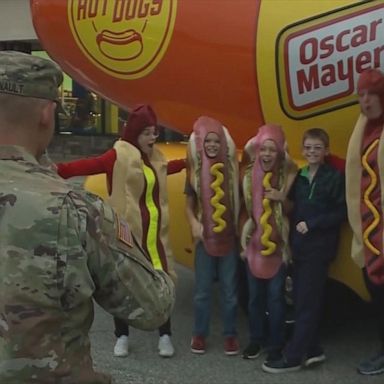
[
  {"x1": 83, "y1": 143, "x2": 194, "y2": 270},
  {"x1": 257, "y1": 0, "x2": 362, "y2": 159},
  {"x1": 257, "y1": 0, "x2": 370, "y2": 301},
  {"x1": 81, "y1": 0, "x2": 375, "y2": 301},
  {"x1": 84, "y1": 143, "x2": 370, "y2": 300}
]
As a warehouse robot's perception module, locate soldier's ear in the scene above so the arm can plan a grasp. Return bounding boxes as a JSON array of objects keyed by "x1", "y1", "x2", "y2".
[{"x1": 39, "y1": 100, "x2": 56, "y2": 130}]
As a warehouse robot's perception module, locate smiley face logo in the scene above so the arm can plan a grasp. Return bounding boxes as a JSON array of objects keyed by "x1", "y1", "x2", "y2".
[{"x1": 68, "y1": 0, "x2": 177, "y2": 79}]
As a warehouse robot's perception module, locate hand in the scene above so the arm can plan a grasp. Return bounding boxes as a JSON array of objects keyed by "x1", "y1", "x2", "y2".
[
  {"x1": 50, "y1": 163, "x2": 59, "y2": 173},
  {"x1": 191, "y1": 220, "x2": 203, "y2": 242},
  {"x1": 264, "y1": 188, "x2": 285, "y2": 201},
  {"x1": 296, "y1": 221, "x2": 308, "y2": 234}
]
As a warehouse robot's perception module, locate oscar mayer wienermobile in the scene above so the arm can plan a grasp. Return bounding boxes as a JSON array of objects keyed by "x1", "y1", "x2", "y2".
[{"x1": 30, "y1": 0, "x2": 384, "y2": 301}]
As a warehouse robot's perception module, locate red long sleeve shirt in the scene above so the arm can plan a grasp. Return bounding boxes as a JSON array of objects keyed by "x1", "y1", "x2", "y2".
[{"x1": 57, "y1": 148, "x2": 186, "y2": 194}]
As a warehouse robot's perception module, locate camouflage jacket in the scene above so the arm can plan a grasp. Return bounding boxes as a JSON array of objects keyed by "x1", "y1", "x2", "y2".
[{"x1": 0, "y1": 146, "x2": 175, "y2": 384}]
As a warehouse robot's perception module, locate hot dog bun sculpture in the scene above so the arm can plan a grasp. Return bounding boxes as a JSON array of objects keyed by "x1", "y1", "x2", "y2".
[
  {"x1": 240, "y1": 124, "x2": 297, "y2": 279},
  {"x1": 346, "y1": 69, "x2": 384, "y2": 285},
  {"x1": 186, "y1": 116, "x2": 239, "y2": 256}
]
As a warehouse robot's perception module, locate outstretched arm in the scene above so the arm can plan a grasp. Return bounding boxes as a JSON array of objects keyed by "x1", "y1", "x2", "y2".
[
  {"x1": 57, "y1": 148, "x2": 116, "y2": 179},
  {"x1": 326, "y1": 153, "x2": 346, "y2": 173},
  {"x1": 167, "y1": 159, "x2": 186, "y2": 175}
]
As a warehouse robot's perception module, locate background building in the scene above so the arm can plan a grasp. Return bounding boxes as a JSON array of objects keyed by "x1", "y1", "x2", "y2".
[{"x1": 0, "y1": 0, "x2": 183, "y2": 146}]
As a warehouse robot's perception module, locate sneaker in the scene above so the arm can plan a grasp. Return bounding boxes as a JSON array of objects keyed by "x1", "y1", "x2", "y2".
[
  {"x1": 242, "y1": 343, "x2": 261, "y2": 359},
  {"x1": 191, "y1": 336, "x2": 206, "y2": 354},
  {"x1": 262, "y1": 357, "x2": 301, "y2": 373},
  {"x1": 357, "y1": 351, "x2": 384, "y2": 375},
  {"x1": 304, "y1": 352, "x2": 326, "y2": 367},
  {"x1": 158, "y1": 335, "x2": 175, "y2": 357},
  {"x1": 224, "y1": 336, "x2": 239, "y2": 356},
  {"x1": 265, "y1": 348, "x2": 283, "y2": 363},
  {"x1": 113, "y1": 335, "x2": 129, "y2": 357}
]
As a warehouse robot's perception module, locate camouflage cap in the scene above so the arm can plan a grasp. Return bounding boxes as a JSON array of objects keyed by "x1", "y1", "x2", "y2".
[{"x1": 0, "y1": 51, "x2": 65, "y2": 114}]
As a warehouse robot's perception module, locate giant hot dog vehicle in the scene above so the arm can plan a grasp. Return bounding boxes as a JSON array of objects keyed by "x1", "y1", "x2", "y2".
[{"x1": 30, "y1": 0, "x2": 384, "y2": 302}]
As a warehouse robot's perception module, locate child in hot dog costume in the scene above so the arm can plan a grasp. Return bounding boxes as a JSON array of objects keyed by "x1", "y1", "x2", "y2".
[
  {"x1": 185, "y1": 116, "x2": 240, "y2": 355},
  {"x1": 239, "y1": 124, "x2": 297, "y2": 361},
  {"x1": 57, "y1": 104, "x2": 185, "y2": 358},
  {"x1": 346, "y1": 68, "x2": 384, "y2": 376}
]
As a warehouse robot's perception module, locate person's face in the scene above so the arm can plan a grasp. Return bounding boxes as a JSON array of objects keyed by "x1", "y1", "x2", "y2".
[
  {"x1": 204, "y1": 132, "x2": 220, "y2": 158},
  {"x1": 358, "y1": 90, "x2": 383, "y2": 120},
  {"x1": 137, "y1": 125, "x2": 159, "y2": 155},
  {"x1": 259, "y1": 139, "x2": 279, "y2": 171},
  {"x1": 302, "y1": 137, "x2": 329, "y2": 166}
]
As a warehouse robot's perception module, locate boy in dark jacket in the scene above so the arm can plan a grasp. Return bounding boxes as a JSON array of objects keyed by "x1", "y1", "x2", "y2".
[{"x1": 262, "y1": 128, "x2": 346, "y2": 373}]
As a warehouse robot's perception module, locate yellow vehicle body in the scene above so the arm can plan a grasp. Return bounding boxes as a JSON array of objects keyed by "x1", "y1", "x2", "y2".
[
  {"x1": 83, "y1": 143, "x2": 194, "y2": 268},
  {"x1": 84, "y1": 142, "x2": 370, "y2": 302},
  {"x1": 30, "y1": 0, "x2": 383, "y2": 301}
]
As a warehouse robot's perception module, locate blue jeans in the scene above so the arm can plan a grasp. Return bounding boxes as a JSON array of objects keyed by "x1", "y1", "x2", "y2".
[
  {"x1": 193, "y1": 241, "x2": 238, "y2": 337},
  {"x1": 246, "y1": 262, "x2": 286, "y2": 349}
]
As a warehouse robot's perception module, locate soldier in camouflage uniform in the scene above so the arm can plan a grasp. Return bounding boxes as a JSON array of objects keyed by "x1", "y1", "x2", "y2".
[{"x1": 0, "y1": 51, "x2": 175, "y2": 383}]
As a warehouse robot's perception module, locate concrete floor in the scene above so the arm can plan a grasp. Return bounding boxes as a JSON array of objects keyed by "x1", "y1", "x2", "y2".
[{"x1": 89, "y1": 263, "x2": 383, "y2": 384}]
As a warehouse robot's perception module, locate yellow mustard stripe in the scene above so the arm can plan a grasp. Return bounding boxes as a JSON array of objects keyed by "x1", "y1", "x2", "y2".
[
  {"x1": 361, "y1": 139, "x2": 381, "y2": 256},
  {"x1": 142, "y1": 162, "x2": 163, "y2": 270},
  {"x1": 210, "y1": 162, "x2": 227, "y2": 233},
  {"x1": 260, "y1": 172, "x2": 277, "y2": 256}
]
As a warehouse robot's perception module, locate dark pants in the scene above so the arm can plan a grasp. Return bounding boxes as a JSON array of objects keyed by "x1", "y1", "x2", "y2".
[
  {"x1": 114, "y1": 317, "x2": 172, "y2": 338},
  {"x1": 246, "y1": 263, "x2": 286, "y2": 349},
  {"x1": 284, "y1": 252, "x2": 329, "y2": 363},
  {"x1": 363, "y1": 269, "x2": 384, "y2": 349}
]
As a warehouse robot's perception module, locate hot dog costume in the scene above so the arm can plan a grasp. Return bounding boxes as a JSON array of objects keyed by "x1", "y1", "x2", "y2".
[
  {"x1": 186, "y1": 116, "x2": 240, "y2": 346},
  {"x1": 57, "y1": 105, "x2": 185, "y2": 279},
  {"x1": 345, "y1": 68, "x2": 384, "y2": 375},
  {"x1": 58, "y1": 104, "x2": 184, "y2": 356},
  {"x1": 346, "y1": 69, "x2": 384, "y2": 285},
  {"x1": 239, "y1": 124, "x2": 297, "y2": 279},
  {"x1": 186, "y1": 116, "x2": 239, "y2": 255}
]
